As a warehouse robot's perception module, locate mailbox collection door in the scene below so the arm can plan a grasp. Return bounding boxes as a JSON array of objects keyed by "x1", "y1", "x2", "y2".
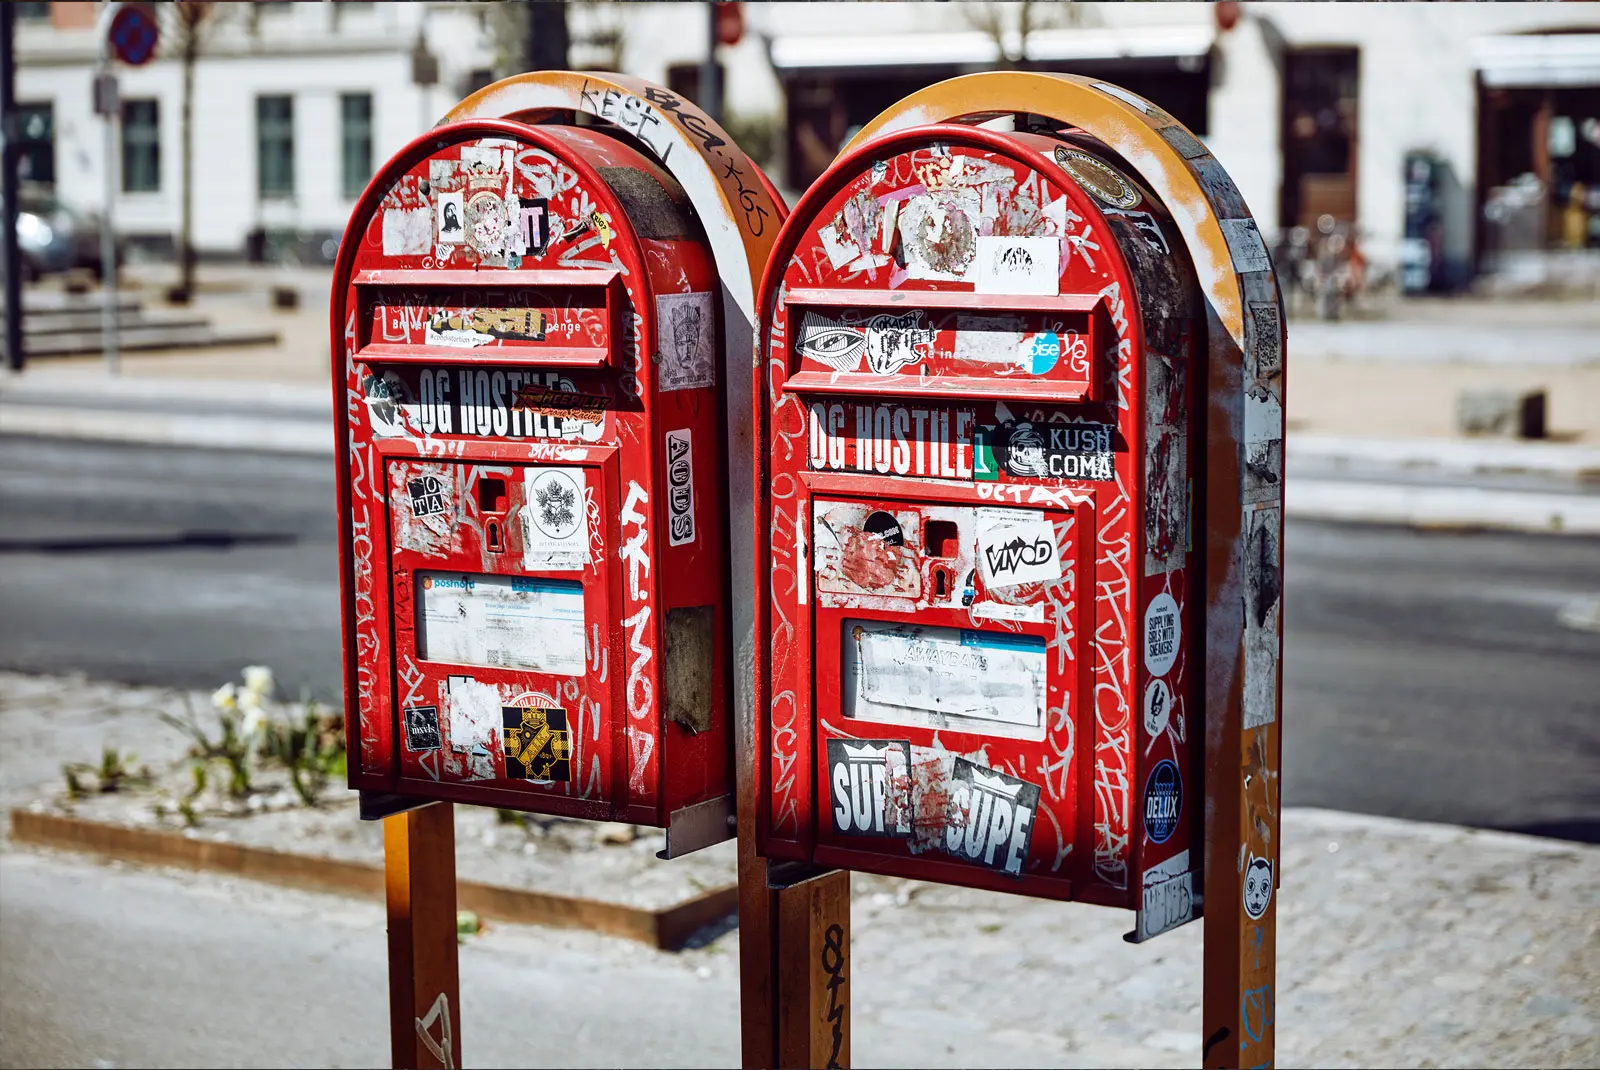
[
  {"x1": 758, "y1": 125, "x2": 1203, "y2": 907},
  {"x1": 333, "y1": 121, "x2": 730, "y2": 825}
]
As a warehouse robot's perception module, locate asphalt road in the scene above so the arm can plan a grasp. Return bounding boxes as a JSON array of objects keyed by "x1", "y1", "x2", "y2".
[{"x1": 2, "y1": 435, "x2": 1597, "y2": 841}]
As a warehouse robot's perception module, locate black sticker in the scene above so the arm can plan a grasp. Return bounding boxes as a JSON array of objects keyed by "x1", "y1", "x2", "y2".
[
  {"x1": 403, "y1": 705, "x2": 442, "y2": 752},
  {"x1": 990, "y1": 420, "x2": 1116, "y2": 481},
  {"x1": 827, "y1": 738, "x2": 912, "y2": 838},
  {"x1": 940, "y1": 758, "x2": 1041, "y2": 877},
  {"x1": 502, "y1": 706, "x2": 570, "y2": 782},
  {"x1": 407, "y1": 474, "x2": 448, "y2": 517},
  {"x1": 862, "y1": 510, "x2": 904, "y2": 546},
  {"x1": 513, "y1": 197, "x2": 549, "y2": 257},
  {"x1": 1143, "y1": 759, "x2": 1182, "y2": 843}
]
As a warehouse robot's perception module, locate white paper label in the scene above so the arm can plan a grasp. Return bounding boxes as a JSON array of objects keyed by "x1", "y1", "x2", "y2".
[
  {"x1": 1139, "y1": 849, "x2": 1195, "y2": 941},
  {"x1": 975, "y1": 235, "x2": 1060, "y2": 296},
  {"x1": 1143, "y1": 591, "x2": 1181, "y2": 677},
  {"x1": 845, "y1": 620, "x2": 1047, "y2": 736},
  {"x1": 521, "y1": 467, "x2": 590, "y2": 571},
  {"x1": 976, "y1": 507, "x2": 1062, "y2": 590},
  {"x1": 656, "y1": 291, "x2": 716, "y2": 392},
  {"x1": 419, "y1": 572, "x2": 585, "y2": 677}
]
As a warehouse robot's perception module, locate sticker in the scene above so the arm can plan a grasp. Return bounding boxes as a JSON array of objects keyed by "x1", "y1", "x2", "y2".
[
  {"x1": 445, "y1": 675, "x2": 499, "y2": 781},
  {"x1": 1248, "y1": 302, "x2": 1283, "y2": 380},
  {"x1": 1243, "y1": 384, "x2": 1284, "y2": 503},
  {"x1": 407, "y1": 474, "x2": 448, "y2": 517},
  {"x1": 1220, "y1": 218, "x2": 1272, "y2": 274},
  {"x1": 1142, "y1": 758, "x2": 1182, "y2": 844},
  {"x1": 1053, "y1": 146, "x2": 1141, "y2": 210},
  {"x1": 863, "y1": 314, "x2": 934, "y2": 375},
  {"x1": 797, "y1": 312, "x2": 868, "y2": 373},
  {"x1": 504, "y1": 197, "x2": 549, "y2": 259},
  {"x1": 425, "y1": 309, "x2": 547, "y2": 348},
  {"x1": 1242, "y1": 507, "x2": 1282, "y2": 730},
  {"x1": 1159, "y1": 124, "x2": 1209, "y2": 160},
  {"x1": 818, "y1": 223, "x2": 862, "y2": 270},
  {"x1": 1139, "y1": 849, "x2": 1195, "y2": 941},
  {"x1": 502, "y1": 705, "x2": 571, "y2": 782},
  {"x1": 974, "y1": 235, "x2": 1060, "y2": 296},
  {"x1": 522, "y1": 468, "x2": 590, "y2": 571},
  {"x1": 364, "y1": 370, "x2": 413, "y2": 439},
  {"x1": 383, "y1": 208, "x2": 432, "y2": 256},
  {"x1": 845, "y1": 620, "x2": 1047, "y2": 734},
  {"x1": 1143, "y1": 678, "x2": 1173, "y2": 738},
  {"x1": 897, "y1": 193, "x2": 979, "y2": 281},
  {"x1": 1091, "y1": 81, "x2": 1151, "y2": 112},
  {"x1": 665, "y1": 428, "x2": 695, "y2": 547},
  {"x1": 402, "y1": 705, "x2": 442, "y2": 752},
  {"x1": 807, "y1": 402, "x2": 973, "y2": 479},
  {"x1": 436, "y1": 190, "x2": 465, "y2": 244},
  {"x1": 975, "y1": 508, "x2": 1061, "y2": 590},
  {"x1": 827, "y1": 738, "x2": 912, "y2": 838},
  {"x1": 813, "y1": 502, "x2": 920, "y2": 599},
  {"x1": 1243, "y1": 854, "x2": 1274, "y2": 919},
  {"x1": 942, "y1": 758, "x2": 1040, "y2": 876},
  {"x1": 986, "y1": 420, "x2": 1114, "y2": 481},
  {"x1": 656, "y1": 291, "x2": 716, "y2": 392},
  {"x1": 970, "y1": 600, "x2": 1045, "y2": 624},
  {"x1": 1143, "y1": 592, "x2": 1181, "y2": 677},
  {"x1": 466, "y1": 190, "x2": 508, "y2": 255},
  {"x1": 382, "y1": 366, "x2": 605, "y2": 442},
  {"x1": 421, "y1": 575, "x2": 585, "y2": 676}
]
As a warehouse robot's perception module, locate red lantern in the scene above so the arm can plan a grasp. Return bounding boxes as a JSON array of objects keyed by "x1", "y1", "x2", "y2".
[{"x1": 714, "y1": 2, "x2": 744, "y2": 48}]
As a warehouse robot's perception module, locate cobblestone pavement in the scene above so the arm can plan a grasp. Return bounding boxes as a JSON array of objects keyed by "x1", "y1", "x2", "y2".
[{"x1": 3, "y1": 671, "x2": 1597, "y2": 1068}]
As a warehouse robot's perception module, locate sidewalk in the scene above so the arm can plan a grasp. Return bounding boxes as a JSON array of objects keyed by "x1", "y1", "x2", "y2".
[
  {"x1": 4, "y1": 275, "x2": 1599, "y2": 534},
  {"x1": 3, "y1": 669, "x2": 1598, "y2": 1068}
]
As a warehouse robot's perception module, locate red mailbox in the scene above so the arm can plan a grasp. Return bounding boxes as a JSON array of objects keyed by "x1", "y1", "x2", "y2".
[
  {"x1": 332, "y1": 118, "x2": 740, "y2": 843},
  {"x1": 755, "y1": 124, "x2": 1207, "y2": 926}
]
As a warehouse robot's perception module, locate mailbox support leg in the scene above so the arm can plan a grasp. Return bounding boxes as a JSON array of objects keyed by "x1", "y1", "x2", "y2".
[
  {"x1": 385, "y1": 802, "x2": 462, "y2": 1070},
  {"x1": 739, "y1": 855, "x2": 851, "y2": 1069}
]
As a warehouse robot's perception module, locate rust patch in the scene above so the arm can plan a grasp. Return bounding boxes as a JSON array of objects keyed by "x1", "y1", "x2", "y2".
[{"x1": 663, "y1": 605, "x2": 715, "y2": 734}]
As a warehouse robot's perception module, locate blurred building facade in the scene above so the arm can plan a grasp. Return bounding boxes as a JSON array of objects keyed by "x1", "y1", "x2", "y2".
[{"x1": 13, "y1": 1, "x2": 1600, "y2": 288}]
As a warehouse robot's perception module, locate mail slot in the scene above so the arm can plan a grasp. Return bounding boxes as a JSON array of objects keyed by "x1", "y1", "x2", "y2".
[
  {"x1": 332, "y1": 116, "x2": 755, "y2": 844},
  {"x1": 754, "y1": 121, "x2": 1208, "y2": 915}
]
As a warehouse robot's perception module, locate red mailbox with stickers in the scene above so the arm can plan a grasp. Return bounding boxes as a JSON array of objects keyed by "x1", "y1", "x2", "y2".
[
  {"x1": 755, "y1": 124, "x2": 1211, "y2": 935},
  {"x1": 331, "y1": 118, "x2": 738, "y2": 848}
]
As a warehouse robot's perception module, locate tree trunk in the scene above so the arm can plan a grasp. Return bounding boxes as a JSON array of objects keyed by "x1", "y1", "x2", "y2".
[{"x1": 525, "y1": 2, "x2": 569, "y2": 72}]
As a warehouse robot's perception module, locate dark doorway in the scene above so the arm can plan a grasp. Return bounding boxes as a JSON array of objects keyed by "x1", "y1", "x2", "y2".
[{"x1": 1280, "y1": 48, "x2": 1360, "y2": 231}]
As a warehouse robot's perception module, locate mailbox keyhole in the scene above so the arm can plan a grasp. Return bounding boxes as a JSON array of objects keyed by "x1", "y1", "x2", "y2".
[
  {"x1": 485, "y1": 517, "x2": 505, "y2": 553},
  {"x1": 478, "y1": 477, "x2": 509, "y2": 514},
  {"x1": 934, "y1": 566, "x2": 950, "y2": 599},
  {"x1": 925, "y1": 520, "x2": 958, "y2": 558}
]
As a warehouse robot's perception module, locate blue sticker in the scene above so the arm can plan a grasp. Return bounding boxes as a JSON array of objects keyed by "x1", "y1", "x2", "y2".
[
  {"x1": 1027, "y1": 332, "x2": 1061, "y2": 375},
  {"x1": 1143, "y1": 759, "x2": 1182, "y2": 843}
]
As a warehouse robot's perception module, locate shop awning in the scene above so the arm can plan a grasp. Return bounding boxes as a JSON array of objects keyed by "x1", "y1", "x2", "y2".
[
  {"x1": 769, "y1": 25, "x2": 1215, "y2": 72},
  {"x1": 1471, "y1": 33, "x2": 1600, "y2": 88}
]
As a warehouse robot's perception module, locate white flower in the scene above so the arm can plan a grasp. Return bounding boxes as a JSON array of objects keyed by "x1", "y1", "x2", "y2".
[
  {"x1": 212, "y1": 682, "x2": 238, "y2": 711},
  {"x1": 242, "y1": 665, "x2": 275, "y2": 700},
  {"x1": 241, "y1": 705, "x2": 266, "y2": 740}
]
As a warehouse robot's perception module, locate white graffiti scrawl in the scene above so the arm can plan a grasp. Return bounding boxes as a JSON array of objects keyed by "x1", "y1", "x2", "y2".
[{"x1": 619, "y1": 481, "x2": 655, "y2": 796}]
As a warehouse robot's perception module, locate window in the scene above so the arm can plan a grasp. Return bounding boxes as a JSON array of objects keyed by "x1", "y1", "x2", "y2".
[
  {"x1": 256, "y1": 95, "x2": 294, "y2": 199},
  {"x1": 121, "y1": 99, "x2": 160, "y2": 193},
  {"x1": 16, "y1": 102, "x2": 54, "y2": 186},
  {"x1": 340, "y1": 93, "x2": 372, "y2": 199},
  {"x1": 15, "y1": 2, "x2": 51, "y2": 20}
]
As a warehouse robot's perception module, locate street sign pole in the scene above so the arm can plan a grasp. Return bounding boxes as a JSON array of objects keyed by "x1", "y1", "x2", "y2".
[
  {"x1": 1, "y1": 1, "x2": 23, "y2": 374},
  {"x1": 94, "y1": 6, "x2": 121, "y2": 376}
]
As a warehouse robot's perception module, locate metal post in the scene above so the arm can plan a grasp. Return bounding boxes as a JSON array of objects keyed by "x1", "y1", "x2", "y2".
[
  {"x1": 96, "y1": 29, "x2": 119, "y2": 375},
  {"x1": 0, "y1": 1, "x2": 22, "y2": 373},
  {"x1": 701, "y1": 2, "x2": 722, "y2": 125},
  {"x1": 384, "y1": 801, "x2": 462, "y2": 1070}
]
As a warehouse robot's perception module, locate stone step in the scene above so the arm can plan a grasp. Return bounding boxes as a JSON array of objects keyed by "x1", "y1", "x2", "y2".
[{"x1": 22, "y1": 324, "x2": 282, "y2": 358}]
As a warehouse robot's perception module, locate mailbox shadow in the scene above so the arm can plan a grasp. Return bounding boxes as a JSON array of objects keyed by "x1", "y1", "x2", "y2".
[{"x1": 0, "y1": 531, "x2": 299, "y2": 554}]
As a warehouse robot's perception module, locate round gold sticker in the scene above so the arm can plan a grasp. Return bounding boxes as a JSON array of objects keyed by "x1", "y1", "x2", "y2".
[{"x1": 1053, "y1": 146, "x2": 1141, "y2": 210}]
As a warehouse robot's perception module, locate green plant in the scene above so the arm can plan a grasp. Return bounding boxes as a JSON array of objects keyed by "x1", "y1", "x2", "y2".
[
  {"x1": 160, "y1": 665, "x2": 275, "y2": 800},
  {"x1": 62, "y1": 763, "x2": 88, "y2": 801},
  {"x1": 177, "y1": 761, "x2": 206, "y2": 827},
  {"x1": 263, "y1": 696, "x2": 347, "y2": 807},
  {"x1": 61, "y1": 746, "x2": 151, "y2": 799}
]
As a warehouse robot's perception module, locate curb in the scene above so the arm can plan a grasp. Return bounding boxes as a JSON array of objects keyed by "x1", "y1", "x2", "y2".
[
  {"x1": 1288, "y1": 434, "x2": 1600, "y2": 482},
  {"x1": 1287, "y1": 479, "x2": 1600, "y2": 535},
  {"x1": 9, "y1": 808, "x2": 737, "y2": 951},
  {"x1": 0, "y1": 404, "x2": 333, "y2": 455}
]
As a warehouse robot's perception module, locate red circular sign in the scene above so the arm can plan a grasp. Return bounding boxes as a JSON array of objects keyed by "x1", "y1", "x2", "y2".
[{"x1": 109, "y1": 4, "x2": 160, "y2": 67}]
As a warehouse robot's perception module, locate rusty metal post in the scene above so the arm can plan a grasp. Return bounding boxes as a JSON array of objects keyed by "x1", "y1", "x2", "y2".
[{"x1": 385, "y1": 802, "x2": 462, "y2": 1070}]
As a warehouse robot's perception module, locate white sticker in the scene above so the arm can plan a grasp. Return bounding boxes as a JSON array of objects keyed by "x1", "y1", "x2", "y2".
[
  {"x1": 818, "y1": 223, "x2": 862, "y2": 270},
  {"x1": 846, "y1": 620, "x2": 1047, "y2": 737},
  {"x1": 383, "y1": 208, "x2": 432, "y2": 256},
  {"x1": 1244, "y1": 854, "x2": 1273, "y2": 919},
  {"x1": 1220, "y1": 218, "x2": 1272, "y2": 274},
  {"x1": 422, "y1": 575, "x2": 585, "y2": 677},
  {"x1": 975, "y1": 507, "x2": 1062, "y2": 590},
  {"x1": 664, "y1": 428, "x2": 695, "y2": 547},
  {"x1": 1242, "y1": 507, "x2": 1282, "y2": 730},
  {"x1": 971, "y1": 600, "x2": 1045, "y2": 624},
  {"x1": 975, "y1": 235, "x2": 1060, "y2": 296},
  {"x1": 1139, "y1": 849, "x2": 1194, "y2": 941},
  {"x1": 1244, "y1": 384, "x2": 1283, "y2": 445},
  {"x1": 656, "y1": 291, "x2": 716, "y2": 392},
  {"x1": 1143, "y1": 677, "x2": 1173, "y2": 737},
  {"x1": 444, "y1": 675, "x2": 500, "y2": 782},
  {"x1": 436, "y1": 190, "x2": 465, "y2": 245},
  {"x1": 521, "y1": 468, "x2": 591, "y2": 571},
  {"x1": 1143, "y1": 591, "x2": 1181, "y2": 677},
  {"x1": 1092, "y1": 82, "x2": 1152, "y2": 113}
]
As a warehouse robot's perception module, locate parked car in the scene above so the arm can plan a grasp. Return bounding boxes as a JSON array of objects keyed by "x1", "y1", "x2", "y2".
[{"x1": 15, "y1": 184, "x2": 122, "y2": 281}]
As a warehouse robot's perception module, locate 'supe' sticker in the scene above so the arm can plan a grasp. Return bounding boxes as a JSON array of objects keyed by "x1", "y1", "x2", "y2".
[
  {"x1": 941, "y1": 758, "x2": 1040, "y2": 877},
  {"x1": 827, "y1": 738, "x2": 911, "y2": 838}
]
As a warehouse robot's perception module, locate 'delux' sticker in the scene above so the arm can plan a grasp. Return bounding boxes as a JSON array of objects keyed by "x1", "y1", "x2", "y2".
[{"x1": 1143, "y1": 758, "x2": 1182, "y2": 844}]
